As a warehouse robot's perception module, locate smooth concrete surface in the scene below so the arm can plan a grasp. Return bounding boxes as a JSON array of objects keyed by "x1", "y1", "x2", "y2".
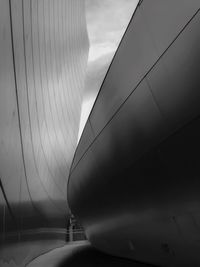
[
  {"x1": 27, "y1": 241, "x2": 154, "y2": 267},
  {"x1": 68, "y1": 1, "x2": 200, "y2": 266}
]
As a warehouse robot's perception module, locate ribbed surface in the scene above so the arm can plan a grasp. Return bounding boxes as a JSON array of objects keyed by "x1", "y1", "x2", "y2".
[{"x1": 0, "y1": 0, "x2": 88, "y2": 239}]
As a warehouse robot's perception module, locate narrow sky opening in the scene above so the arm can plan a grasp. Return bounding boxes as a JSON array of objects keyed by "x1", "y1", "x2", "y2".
[{"x1": 77, "y1": 0, "x2": 139, "y2": 143}]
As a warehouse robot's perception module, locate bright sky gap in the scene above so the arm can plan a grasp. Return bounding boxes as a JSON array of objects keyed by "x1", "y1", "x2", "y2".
[{"x1": 77, "y1": 0, "x2": 139, "y2": 142}]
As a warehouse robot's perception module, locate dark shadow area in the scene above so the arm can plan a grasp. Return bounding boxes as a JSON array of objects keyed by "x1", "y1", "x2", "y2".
[{"x1": 58, "y1": 245, "x2": 156, "y2": 267}]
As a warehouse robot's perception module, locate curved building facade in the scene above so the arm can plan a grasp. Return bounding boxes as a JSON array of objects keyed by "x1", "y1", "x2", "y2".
[
  {"x1": 0, "y1": 0, "x2": 88, "y2": 250},
  {"x1": 68, "y1": 1, "x2": 200, "y2": 266}
]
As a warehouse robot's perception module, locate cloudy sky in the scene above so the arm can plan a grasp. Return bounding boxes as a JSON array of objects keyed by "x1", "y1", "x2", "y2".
[{"x1": 78, "y1": 0, "x2": 139, "y2": 141}]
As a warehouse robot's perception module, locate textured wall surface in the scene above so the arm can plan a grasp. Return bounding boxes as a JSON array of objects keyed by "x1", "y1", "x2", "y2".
[{"x1": 0, "y1": 0, "x2": 88, "y2": 248}]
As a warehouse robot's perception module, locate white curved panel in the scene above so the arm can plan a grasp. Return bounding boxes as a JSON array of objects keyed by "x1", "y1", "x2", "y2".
[{"x1": 0, "y1": 0, "x2": 89, "y2": 249}]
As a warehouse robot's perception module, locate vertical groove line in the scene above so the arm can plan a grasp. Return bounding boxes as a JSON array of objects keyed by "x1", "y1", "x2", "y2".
[
  {"x1": 8, "y1": 0, "x2": 34, "y2": 228},
  {"x1": 22, "y1": 0, "x2": 66, "y2": 213},
  {"x1": 21, "y1": 0, "x2": 48, "y2": 220}
]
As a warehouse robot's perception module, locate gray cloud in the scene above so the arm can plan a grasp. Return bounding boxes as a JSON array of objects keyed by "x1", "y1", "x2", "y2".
[
  {"x1": 84, "y1": 52, "x2": 113, "y2": 98},
  {"x1": 78, "y1": 0, "x2": 138, "y2": 139},
  {"x1": 86, "y1": 0, "x2": 138, "y2": 61}
]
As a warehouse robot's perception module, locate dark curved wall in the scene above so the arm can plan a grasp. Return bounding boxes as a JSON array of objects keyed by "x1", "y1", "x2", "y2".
[
  {"x1": 0, "y1": 0, "x2": 88, "y2": 252},
  {"x1": 68, "y1": 1, "x2": 200, "y2": 266}
]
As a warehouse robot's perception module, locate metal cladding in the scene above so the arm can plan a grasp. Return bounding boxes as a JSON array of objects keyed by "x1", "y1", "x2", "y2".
[
  {"x1": 68, "y1": 1, "x2": 200, "y2": 266},
  {"x1": 0, "y1": 0, "x2": 88, "y2": 239}
]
